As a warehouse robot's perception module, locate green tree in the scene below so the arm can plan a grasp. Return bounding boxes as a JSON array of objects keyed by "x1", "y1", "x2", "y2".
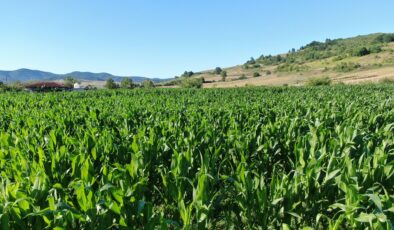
[
  {"x1": 353, "y1": 47, "x2": 370, "y2": 56},
  {"x1": 214, "y1": 67, "x2": 222, "y2": 75},
  {"x1": 181, "y1": 77, "x2": 204, "y2": 88},
  {"x1": 181, "y1": 71, "x2": 194, "y2": 78},
  {"x1": 221, "y1": 71, "x2": 227, "y2": 81},
  {"x1": 64, "y1": 76, "x2": 78, "y2": 88},
  {"x1": 142, "y1": 80, "x2": 155, "y2": 88},
  {"x1": 105, "y1": 78, "x2": 118, "y2": 89},
  {"x1": 120, "y1": 78, "x2": 135, "y2": 89}
]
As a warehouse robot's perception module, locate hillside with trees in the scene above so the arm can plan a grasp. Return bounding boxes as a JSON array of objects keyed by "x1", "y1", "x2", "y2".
[{"x1": 161, "y1": 33, "x2": 394, "y2": 88}]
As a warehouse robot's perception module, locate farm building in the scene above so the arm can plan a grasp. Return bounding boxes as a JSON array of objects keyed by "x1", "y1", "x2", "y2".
[{"x1": 25, "y1": 82, "x2": 72, "y2": 92}]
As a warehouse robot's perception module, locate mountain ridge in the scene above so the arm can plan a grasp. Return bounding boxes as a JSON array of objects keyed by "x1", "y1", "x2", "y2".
[{"x1": 0, "y1": 68, "x2": 169, "y2": 83}]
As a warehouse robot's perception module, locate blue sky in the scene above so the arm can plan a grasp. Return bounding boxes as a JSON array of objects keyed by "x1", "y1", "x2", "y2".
[{"x1": 0, "y1": 1, "x2": 393, "y2": 78}]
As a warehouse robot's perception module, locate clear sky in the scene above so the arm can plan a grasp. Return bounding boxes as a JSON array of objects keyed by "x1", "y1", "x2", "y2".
[{"x1": 0, "y1": 0, "x2": 393, "y2": 78}]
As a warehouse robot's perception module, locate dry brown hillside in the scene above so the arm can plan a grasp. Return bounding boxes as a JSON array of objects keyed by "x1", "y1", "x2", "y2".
[{"x1": 162, "y1": 33, "x2": 394, "y2": 88}]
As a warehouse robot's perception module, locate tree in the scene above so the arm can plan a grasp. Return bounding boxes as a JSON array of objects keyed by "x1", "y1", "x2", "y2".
[
  {"x1": 221, "y1": 71, "x2": 227, "y2": 81},
  {"x1": 247, "y1": 57, "x2": 256, "y2": 65},
  {"x1": 142, "y1": 80, "x2": 155, "y2": 88},
  {"x1": 180, "y1": 77, "x2": 204, "y2": 88},
  {"x1": 214, "y1": 67, "x2": 223, "y2": 75},
  {"x1": 353, "y1": 47, "x2": 370, "y2": 57},
  {"x1": 120, "y1": 78, "x2": 135, "y2": 89},
  {"x1": 181, "y1": 71, "x2": 194, "y2": 78},
  {"x1": 64, "y1": 76, "x2": 78, "y2": 88},
  {"x1": 105, "y1": 78, "x2": 118, "y2": 89}
]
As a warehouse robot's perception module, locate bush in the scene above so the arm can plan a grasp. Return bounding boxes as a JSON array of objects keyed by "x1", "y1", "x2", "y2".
[
  {"x1": 221, "y1": 71, "x2": 227, "y2": 81},
  {"x1": 353, "y1": 47, "x2": 370, "y2": 56},
  {"x1": 180, "y1": 77, "x2": 204, "y2": 88},
  {"x1": 120, "y1": 78, "x2": 135, "y2": 89},
  {"x1": 306, "y1": 76, "x2": 332, "y2": 86},
  {"x1": 64, "y1": 76, "x2": 78, "y2": 88},
  {"x1": 142, "y1": 80, "x2": 155, "y2": 88},
  {"x1": 266, "y1": 70, "x2": 272, "y2": 75},
  {"x1": 369, "y1": 45, "x2": 382, "y2": 54},
  {"x1": 253, "y1": 72, "x2": 261, "y2": 77},
  {"x1": 374, "y1": 34, "x2": 394, "y2": 43},
  {"x1": 335, "y1": 62, "x2": 361, "y2": 72},
  {"x1": 276, "y1": 63, "x2": 309, "y2": 72},
  {"x1": 253, "y1": 64, "x2": 261, "y2": 68},
  {"x1": 105, "y1": 78, "x2": 118, "y2": 89},
  {"x1": 238, "y1": 74, "x2": 247, "y2": 80}
]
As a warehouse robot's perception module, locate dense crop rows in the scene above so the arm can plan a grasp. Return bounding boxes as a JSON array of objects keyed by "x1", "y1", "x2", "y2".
[{"x1": 0, "y1": 85, "x2": 393, "y2": 229}]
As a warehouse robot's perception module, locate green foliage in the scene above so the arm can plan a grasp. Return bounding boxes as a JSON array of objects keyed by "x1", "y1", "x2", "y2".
[
  {"x1": 374, "y1": 33, "x2": 394, "y2": 43},
  {"x1": 306, "y1": 76, "x2": 332, "y2": 86},
  {"x1": 120, "y1": 78, "x2": 135, "y2": 89},
  {"x1": 181, "y1": 71, "x2": 194, "y2": 78},
  {"x1": 238, "y1": 74, "x2": 247, "y2": 80},
  {"x1": 276, "y1": 63, "x2": 309, "y2": 72},
  {"x1": 0, "y1": 81, "x2": 24, "y2": 92},
  {"x1": 335, "y1": 62, "x2": 361, "y2": 72},
  {"x1": 0, "y1": 85, "x2": 393, "y2": 229},
  {"x1": 221, "y1": 71, "x2": 227, "y2": 81},
  {"x1": 214, "y1": 67, "x2": 222, "y2": 75},
  {"x1": 353, "y1": 47, "x2": 371, "y2": 56},
  {"x1": 369, "y1": 45, "x2": 383, "y2": 54},
  {"x1": 64, "y1": 76, "x2": 78, "y2": 88},
  {"x1": 245, "y1": 57, "x2": 256, "y2": 65},
  {"x1": 141, "y1": 80, "x2": 155, "y2": 88},
  {"x1": 105, "y1": 78, "x2": 118, "y2": 89},
  {"x1": 253, "y1": 72, "x2": 261, "y2": 77},
  {"x1": 253, "y1": 33, "x2": 390, "y2": 66},
  {"x1": 180, "y1": 77, "x2": 204, "y2": 88}
]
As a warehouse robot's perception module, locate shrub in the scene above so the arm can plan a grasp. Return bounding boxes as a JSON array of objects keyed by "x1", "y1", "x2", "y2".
[
  {"x1": 105, "y1": 78, "x2": 118, "y2": 89},
  {"x1": 353, "y1": 47, "x2": 370, "y2": 56},
  {"x1": 334, "y1": 62, "x2": 361, "y2": 72},
  {"x1": 180, "y1": 77, "x2": 204, "y2": 88},
  {"x1": 64, "y1": 76, "x2": 78, "y2": 88},
  {"x1": 142, "y1": 80, "x2": 155, "y2": 88},
  {"x1": 266, "y1": 70, "x2": 272, "y2": 75},
  {"x1": 374, "y1": 34, "x2": 394, "y2": 43},
  {"x1": 369, "y1": 45, "x2": 382, "y2": 54},
  {"x1": 238, "y1": 74, "x2": 247, "y2": 80},
  {"x1": 253, "y1": 64, "x2": 261, "y2": 68},
  {"x1": 221, "y1": 71, "x2": 227, "y2": 81},
  {"x1": 277, "y1": 63, "x2": 309, "y2": 72},
  {"x1": 253, "y1": 72, "x2": 261, "y2": 78},
  {"x1": 120, "y1": 78, "x2": 135, "y2": 89},
  {"x1": 306, "y1": 76, "x2": 332, "y2": 86}
]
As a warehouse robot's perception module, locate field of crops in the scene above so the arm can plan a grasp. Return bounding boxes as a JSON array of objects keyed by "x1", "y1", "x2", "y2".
[{"x1": 0, "y1": 85, "x2": 393, "y2": 229}]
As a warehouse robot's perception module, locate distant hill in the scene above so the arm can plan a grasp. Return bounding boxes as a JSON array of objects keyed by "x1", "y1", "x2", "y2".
[
  {"x1": 0, "y1": 68, "x2": 169, "y2": 83},
  {"x1": 166, "y1": 33, "x2": 394, "y2": 87}
]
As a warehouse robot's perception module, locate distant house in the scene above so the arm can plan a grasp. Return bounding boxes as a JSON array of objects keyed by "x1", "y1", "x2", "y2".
[
  {"x1": 25, "y1": 82, "x2": 72, "y2": 92},
  {"x1": 73, "y1": 82, "x2": 85, "y2": 91}
]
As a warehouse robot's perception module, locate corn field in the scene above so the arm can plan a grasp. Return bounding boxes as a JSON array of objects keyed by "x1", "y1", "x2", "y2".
[{"x1": 0, "y1": 85, "x2": 393, "y2": 229}]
